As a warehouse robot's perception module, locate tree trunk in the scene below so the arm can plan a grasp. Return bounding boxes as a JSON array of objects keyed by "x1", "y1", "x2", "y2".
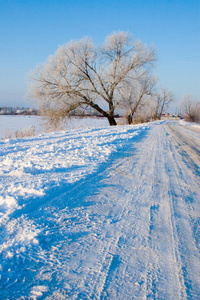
[
  {"x1": 86, "y1": 99, "x2": 117, "y2": 126},
  {"x1": 107, "y1": 116, "x2": 117, "y2": 126},
  {"x1": 127, "y1": 114, "x2": 132, "y2": 125}
]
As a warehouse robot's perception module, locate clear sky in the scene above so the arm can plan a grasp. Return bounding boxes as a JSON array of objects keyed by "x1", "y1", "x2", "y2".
[{"x1": 0, "y1": 0, "x2": 199, "y2": 111}]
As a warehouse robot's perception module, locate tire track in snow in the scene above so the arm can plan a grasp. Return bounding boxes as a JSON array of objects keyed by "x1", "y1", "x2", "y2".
[
  {"x1": 98, "y1": 131, "x2": 160, "y2": 299},
  {"x1": 142, "y1": 125, "x2": 186, "y2": 300},
  {"x1": 96, "y1": 123, "x2": 199, "y2": 299},
  {"x1": 166, "y1": 125, "x2": 200, "y2": 251},
  {"x1": 167, "y1": 124, "x2": 200, "y2": 173},
  {"x1": 163, "y1": 124, "x2": 200, "y2": 299},
  {"x1": 71, "y1": 122, "x2": 200, "y2": 299},
  {"x1": 95, "y1": 123, "x2": 187, "y2": 299}
]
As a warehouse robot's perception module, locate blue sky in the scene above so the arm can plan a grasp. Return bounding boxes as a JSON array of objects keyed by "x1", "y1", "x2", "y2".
[{"x1": 0, "y1": 0, "x2": 199, "y2": 111}]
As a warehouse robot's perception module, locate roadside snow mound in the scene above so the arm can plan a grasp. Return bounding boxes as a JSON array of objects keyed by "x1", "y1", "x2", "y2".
[
  {"x1": 0, "y1": 124, "x2": 149, "y2": 224},
  {"x1": 179, "y1": 119, "x2": 200, "y2": 129}
]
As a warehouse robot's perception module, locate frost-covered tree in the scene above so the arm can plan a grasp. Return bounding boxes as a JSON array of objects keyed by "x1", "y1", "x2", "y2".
[
  {"x1": 119, "y1": 72, "x2": 156, "y2": 124},
  {"x1": 179, "y1": 95, "x2": 200, "y2": 123},
  {"x1": 28, "y1": 32, "x2": 155, "y2": 126},
  {"x1": 153, "y1": 89, "x2": 174, "y2": 120}
]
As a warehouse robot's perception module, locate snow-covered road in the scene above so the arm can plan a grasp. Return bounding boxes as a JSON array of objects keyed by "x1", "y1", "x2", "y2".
[{"x1": 0, "y1": 121, "x2": 200, "y2": 299}]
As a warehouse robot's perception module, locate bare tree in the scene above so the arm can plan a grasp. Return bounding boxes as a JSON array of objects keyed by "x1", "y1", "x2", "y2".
[
  {"x1": 153, "y1": 89, "x2": 174, "y2": 120},
  {"x1": 28, "y1": 32, "x2": 155, "y2": 126},
  {"x1": 179, "y1": 95, "x2": 200, "y2": 123},
  {"x1": 119, "y1": 72, "x2": 156, "y2": 124}
]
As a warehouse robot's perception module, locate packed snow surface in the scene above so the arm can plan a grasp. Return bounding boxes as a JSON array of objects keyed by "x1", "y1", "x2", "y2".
[{"x1": 0, "y1": 120, "x2": 200, "y2": 299}]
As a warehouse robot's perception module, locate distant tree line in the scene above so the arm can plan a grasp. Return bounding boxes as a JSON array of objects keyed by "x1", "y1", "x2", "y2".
[
  {"x1": 28, "y1": 32, "x2": 174, "y2": 127},
  {"x1": 0, "y1": 106, "x2": 39, "y2": 116}
]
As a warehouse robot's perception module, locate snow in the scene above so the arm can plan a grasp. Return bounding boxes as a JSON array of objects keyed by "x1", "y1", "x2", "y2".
[
  {"x1": 0, "y1": 120, "x2": 200, "y2": 299},
  {"x1": 0, "y1": 115, "x2": 111, "y2": 139},
  {"x1": 179, "y1": 119, "x2": 200, "y2": 130},
  {"x1": 0, "y1": 115, "x2": 43, "y2": 139},
  {"x1": 0, "y1": 124, "x2": 144, "y2": 219}
]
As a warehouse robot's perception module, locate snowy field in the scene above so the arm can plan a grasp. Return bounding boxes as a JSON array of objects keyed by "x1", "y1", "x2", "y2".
[
  {"x1": 0, "y1": 120, "x2": 200, "y2": 299},
  {"x1": 0, "y1": 116, "x2": 43, "y2": 139},
  {"x1": 0, "y1": 115, "x2": 112, "y2": 139}
]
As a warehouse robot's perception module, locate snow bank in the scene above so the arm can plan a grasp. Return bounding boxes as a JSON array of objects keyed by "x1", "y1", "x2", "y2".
[
  {"x1": 0, "y1": 123, "x2": 149, "y2": 226},
  {"x1": 179, "y1": 119, "x2": 200, "y2": 129}
]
